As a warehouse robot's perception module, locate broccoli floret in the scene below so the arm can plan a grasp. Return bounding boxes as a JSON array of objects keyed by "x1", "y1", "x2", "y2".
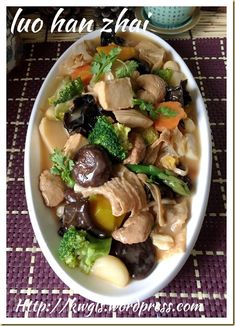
[
  {"x1": 140, "y1": 127, "x2": 159, "y2": 146},
  {"x1": 58, "y1": 227, "x2": 86, "y2": 268},
  {"x1": 88, "y1": 116, "x2": 131, "y2": 161},
  {"x1": 58, "y1": 227, "x2": 111, "y2": 273},
  {"x1": 113, "y1": 123, "x2": 132, "y2": 152},
  {"x1": 54, "y1": 101, "x2": 73, "y2": 120},
  {"x1": 49, "y1": 77, "x2": 84, "y2": 106},
  {"x1": 153, "y1": 68, "x2": 173, "y2": 84}
]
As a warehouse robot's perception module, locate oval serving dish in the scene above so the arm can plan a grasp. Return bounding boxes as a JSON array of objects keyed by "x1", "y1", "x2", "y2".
[{"x1": 24, "y1": 28, "x2": 212, "y2": 305}]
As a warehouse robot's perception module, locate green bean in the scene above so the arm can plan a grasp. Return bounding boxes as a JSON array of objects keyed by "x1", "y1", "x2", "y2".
[{"x1": 127, "y1": 164, "x2": 191, "y2": 197}]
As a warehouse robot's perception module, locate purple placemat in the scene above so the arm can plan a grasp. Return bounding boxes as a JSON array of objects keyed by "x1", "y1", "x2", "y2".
[{"x1": 7, "y1": 37, "x2": 226, "y2": 318}]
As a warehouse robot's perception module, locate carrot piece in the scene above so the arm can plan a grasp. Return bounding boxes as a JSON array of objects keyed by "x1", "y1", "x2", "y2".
[
  {"x1": 71, "y1": 64, "x2": 93, "y2": 85},
  {"x1": 118, "y1": 46, "x2": 137, "y2": 61},
  {"x1": 96, "y1": 44, "x2": 137, "y2": 61},
  {"x1": 154, "y1": 101, "x2": 187, "y2": 132},
  {"x1": 96, "y1": 44, "x2": 117, "y2": 55}
]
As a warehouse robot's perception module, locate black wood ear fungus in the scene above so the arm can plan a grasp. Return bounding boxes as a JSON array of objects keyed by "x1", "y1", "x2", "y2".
[
  {"x1": 100, "y1": 25, "x2": 125, "y2": 46},
  {"x1": 133, "y1": 59, "x2": 151, "y2": 75},
  {"x1": 64, "y1": 95, "x2": 102, "y2": 136}
]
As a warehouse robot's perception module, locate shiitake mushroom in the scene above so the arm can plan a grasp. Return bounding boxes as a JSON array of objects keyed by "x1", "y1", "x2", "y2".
[
  {"x1": 58, "y1": 145, "x2": 113, "y2": 238},
  {"x1": 57, "y1": 144, "x2": 113, "y2": 237},
  {"x1": 111, "y1": 238, "x2": 156, "y2": 279},
  {"x1": 63, "y1": 197, "x2": 91, "y2": 229},
  {"x1": 72, "y1": 144, "x2": 112, "y2": 188},
  {"x1": 59, "y1": 189, "x2": 108, "y2": 238}
]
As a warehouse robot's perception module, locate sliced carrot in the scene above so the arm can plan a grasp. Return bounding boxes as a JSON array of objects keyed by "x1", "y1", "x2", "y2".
[
  {"x1": 96, "y1": 44, "x2": 116, "y2": 55},
  {"x1": 154, "y1": 101, "x2": 187, "y2": 132},
  {"x1": 96, "y1": 44, "x2": 137, "y2": 61},
  {"x1": 71, "y1": 64, "x2": 93, "y2": 85}
]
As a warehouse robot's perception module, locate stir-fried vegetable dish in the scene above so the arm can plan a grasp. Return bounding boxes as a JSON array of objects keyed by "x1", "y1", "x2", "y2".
[{"x1": 39, "y1": 29, "x2": 199, "y2": 287}]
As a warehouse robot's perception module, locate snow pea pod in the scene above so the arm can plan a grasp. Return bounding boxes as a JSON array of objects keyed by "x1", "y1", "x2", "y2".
[{"x1": 127, "y1": 164, "x2": 191, "y2": 197}]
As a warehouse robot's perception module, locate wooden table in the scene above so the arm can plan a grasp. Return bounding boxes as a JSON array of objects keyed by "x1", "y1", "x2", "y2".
[{"x1": 14, "y1": 7, "x2": 226, "y2": 43}]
